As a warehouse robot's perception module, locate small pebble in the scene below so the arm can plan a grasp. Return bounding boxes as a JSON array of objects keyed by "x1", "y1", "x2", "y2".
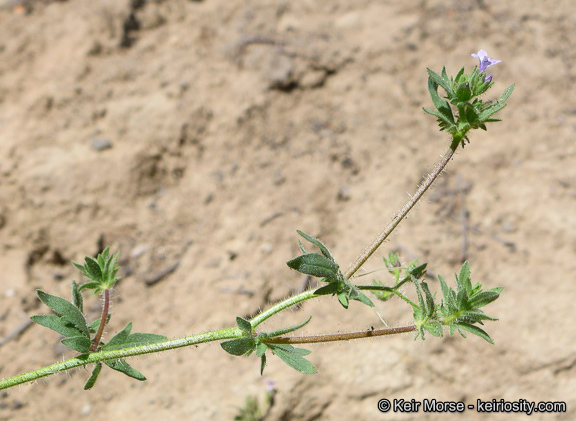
[{"x1": 91, "y1": 137, "x2": 113, "y2": 151}]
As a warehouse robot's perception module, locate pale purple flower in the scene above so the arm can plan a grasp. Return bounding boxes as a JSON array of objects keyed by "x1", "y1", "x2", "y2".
[
  {"x1": 472, "y1": 50, "x2": 501, "y2": 82},
  {"x1": 471, "y1": 49, "x2": 502, "y2": 72}
]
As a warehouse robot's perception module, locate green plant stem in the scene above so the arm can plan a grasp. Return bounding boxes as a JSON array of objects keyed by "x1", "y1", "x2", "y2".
[
  {"x1": 0, "y1": 327, "x2": 244, "y2": 391},
  {"x1": 0, "y1": 322, "x2": 417, "y2": 390},
  {"x1": 262, "y1": 324, "x2": 416, "y2": 344},
  {"x1": 249, "y1": 290, "x2": 320, "y2": 328},
  {"x1": 344, "y1": 139, "x2": 459, "y2": 280},
  {"x1": 90, "y1": 289, "x2": 110, "y2": 352}
]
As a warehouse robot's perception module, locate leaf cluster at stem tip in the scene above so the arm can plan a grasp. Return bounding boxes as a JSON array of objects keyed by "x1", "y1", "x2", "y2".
[
  {"x1": 423, "y1": 64, "x2": 514, "y2": 147},
  {"x1": 72, "y1": 247, "x2": 120, "y2": 294}
]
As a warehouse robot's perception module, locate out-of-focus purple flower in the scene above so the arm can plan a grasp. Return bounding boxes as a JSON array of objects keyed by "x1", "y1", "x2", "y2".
[
  {"x1": 265, "y1": 379, "x2": 276, "y2": 392},
  {"x1": 471, "y1": 50, "x2": 502, "y2": 72}
]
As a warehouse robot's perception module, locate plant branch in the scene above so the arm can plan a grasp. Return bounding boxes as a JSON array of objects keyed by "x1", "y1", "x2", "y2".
[
  {"x1": 344, "y1": 139, "x2": 459, "y2": 280},
  {"x1": 262, "y1": 325, "x2": 416, "y2": 344},
  {"x1": 249, "y1": 290, "x2": 320, "y2": 328},
  {"x1": 0, "y1": 327, "x2": 243, "y2": 391}
]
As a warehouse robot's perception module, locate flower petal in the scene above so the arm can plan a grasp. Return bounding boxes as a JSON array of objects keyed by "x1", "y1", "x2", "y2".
[{"x1": 472, "y1": 49, "x2": 501, "y2": 72}]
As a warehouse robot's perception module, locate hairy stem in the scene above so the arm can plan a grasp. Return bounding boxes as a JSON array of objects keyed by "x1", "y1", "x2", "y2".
[
  {"x1": 0, "y1": 327, "x2": 243, "y2": 390},
  {"x1": 250, "y1": 290, "x2": 320, "y2": 328},
  {"x1": 263, "y1": 324, "x2": 416, "y2": 344},
  {"x1": 90, "y1": 289, "x2": 110, "y2": 352},
  {"x1": 344, "y1": 140, "x2": 459, "y2": 280}
]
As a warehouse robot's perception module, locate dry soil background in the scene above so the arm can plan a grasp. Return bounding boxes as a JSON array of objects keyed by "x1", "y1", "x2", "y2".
[{"x1": 0, "y1": 0, "x2": 575, "y2": 420}]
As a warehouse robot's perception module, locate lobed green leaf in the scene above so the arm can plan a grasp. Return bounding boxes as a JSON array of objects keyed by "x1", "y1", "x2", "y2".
[{"x1": 35, "y1": 290, "x2": 90, "y2": 338}]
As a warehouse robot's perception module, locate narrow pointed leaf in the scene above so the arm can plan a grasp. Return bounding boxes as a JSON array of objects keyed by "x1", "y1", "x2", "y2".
[
  {"x1": 455, "y1": 66, "x2": 465, "y2": 82},
  {"x1": 269, "y1": 345, "x2": 316, "y2": 374},
  {"x1": 286, "y1": 253, "x2": 339, "y2": 279},
  {"x1": 454, "y1": 323, "x2": 494, "y2": 344},
  {"x1": 84, "y1": 257, "x2": 102, "y2": 281},
  {"x1": 499, "y1": 84, "x2": 515, "y2": 102},
  {"x1": 351, "y1": 289, "x2": 375, "y2": 307},
  {"x1": 30, "y1": 315, "x2": 84, "y2": 338},
  {"x1": 409, "y1": 263, "x2": 428, "y2": 280},
  {"x1": 105, "y1": 322, "x2": 132, "y2": 347},
  {"x1": 236, "y1": 317, "x2": 252, "y2": 335},
  {"x1": 102, "y1": 331, "x2": 168, "y2": 351},
  {"x1": 423, "y1": 107, "x2": 454, "y2": 127},
  {"x1": 421, "y1": 282, "x2": 436, "y2": 318},
  {"x1": 459, "y1": 310, "x2": 499, "y2": 323},
  {"x1": 438, "y1": 275, "x2": 455, "y2": 308},
  {"x1": 337, "y1": 292, "x2": 349, "y2": 309},
  {"x1": 458, "y1": 262, "x2": 472, "y2": 293},
  {"x1": 296, "y1": 230, "x2": 334, "y2": 261},
  {"x1": 487, "y1": 286, "x2": 504, "y2": 295},
  {"x1": 272, "y1": 344, "x2": 311, "y2": 356},
  {"x1": 61, "y1": 336, "x2": 92, "y2": 353},
  {"x1": 256, "y1": 342, "x2": 267, "y2": 357},
  {"x1": 468, "y1": 291, "x2": 502, "y2": 309},
  {"x1": 77, "y1": 282, "x2": 101, "y2": 292},
  {"x1": 478, "y1": 102, "x2": 507, "y2": 121},
  {"x1": 260, "y1": 354, "x2": 267, "y2": 375},
  {"x1": 71, "y1": 281, "x2": 83, "y2": 313},
  {"x1": 221, "y1": 337, "x2": 255, "y2": 356},
  {"x1": 427, "y1": 67, "x2": 454, "y2": 97},
  {"x1": 104, "y1": 359, "x2": 146, "y2": 381},
  {"x1": 456, "y1": 288, "x2": 469, "y2": 309},
  {"x1": 267, "y1": 316, "x2": 312, "y2": 338},
  {"x1": 313, "y1": 282, "x2": 339, "y2": 296},
  {"x1": 125, "y1": 332, "x2": 168, "y2": 345},
  {"x1": 84, "y1": 362, "x2": 102, "y2": 390},
  {"x1": 427, "y1": 77, "x2": 454, "y2": 122},
  {"x1": 36, "y1": 290, "x2": 90, "y2": 337}
]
